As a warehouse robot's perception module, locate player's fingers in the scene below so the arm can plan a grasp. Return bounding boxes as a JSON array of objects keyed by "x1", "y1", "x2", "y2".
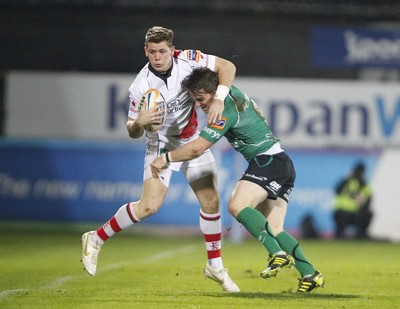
[
  {"x1": 150, "y1": 165, "x2": 158, "y2": 178},
  {"x1": 207, "y1": 112, "x2": 216, "y2": 124},
  {"x1": 156, "y1": 110, "x2": 165, "y2": 120},
  {"x1": 207, "y1": 112, "x2": 221, "y2": 124},
  {"x1": 155, "y1": 115, "x2": 164, "y2": 124}
]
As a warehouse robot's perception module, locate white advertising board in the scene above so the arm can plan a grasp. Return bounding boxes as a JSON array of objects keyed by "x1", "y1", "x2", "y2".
[
  {"x1": 5, "y1": 71, "x2": 400, "y2": 148},
  {"x1": 3, "y1": 71, "x2": 400, "y2": 241},
  {"x1": 5, "y1": 71, "x2": 134, "y2": 140}
]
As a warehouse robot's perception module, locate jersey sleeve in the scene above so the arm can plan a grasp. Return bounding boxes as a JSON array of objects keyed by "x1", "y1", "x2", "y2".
[
  {"x1": 127, "y1": 73, "x2": 151, "y2": 120},
  {"x1": 199, "y1": 114, "x2": 234, "y2": 144},
  {"x1": 180, "y1": 49, "x2": 216, "y2": 71}
]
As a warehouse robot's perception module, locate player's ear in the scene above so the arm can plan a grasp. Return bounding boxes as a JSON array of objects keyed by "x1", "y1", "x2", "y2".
[{"x1": 144, "y1": 46, "x2": 148, "y2": 57}]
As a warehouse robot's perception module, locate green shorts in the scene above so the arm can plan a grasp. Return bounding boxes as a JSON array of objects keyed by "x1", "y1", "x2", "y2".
[{"x1": 240, "y1": 152, "x2": 296, "y2": 202}]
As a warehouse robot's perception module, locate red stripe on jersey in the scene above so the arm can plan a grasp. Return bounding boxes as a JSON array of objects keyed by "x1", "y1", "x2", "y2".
[
  {"x1": 204, "y1": 233, "x2": 221, "y2": 242},
  {"x1": 110, "y1": 217, "x2": 122, "y2": 233},
  {"x1": 180, "y1": 107, "x2": 198, "y2": 138},
  {"x1": 96, "y1": 227, "x2": 109, "y2": 241}
]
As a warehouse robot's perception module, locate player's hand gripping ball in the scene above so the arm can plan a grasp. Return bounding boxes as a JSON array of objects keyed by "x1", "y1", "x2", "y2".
[{"x1": 140, "y1": 88, "x2": 167, "y2": 132}]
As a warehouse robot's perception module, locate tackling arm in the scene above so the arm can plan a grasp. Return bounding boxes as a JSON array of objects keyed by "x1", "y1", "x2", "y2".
[
  {"x1": 169, "y1": 136, "x2": 213, "y2": 162},
  {"x1": 150, "y1": 136, "x2": 213, "y2": 178},
  {"x1": 214, "y1": 57, "x2": 236, "y2": 89},
  {"x1": 207, "y1": 57, "x2": 236, "y2": 124}
]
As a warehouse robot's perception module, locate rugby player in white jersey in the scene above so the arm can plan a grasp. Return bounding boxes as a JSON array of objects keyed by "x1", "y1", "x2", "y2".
[{"x1": 81, "y1": 26, "x2": 239, "y2": 292}]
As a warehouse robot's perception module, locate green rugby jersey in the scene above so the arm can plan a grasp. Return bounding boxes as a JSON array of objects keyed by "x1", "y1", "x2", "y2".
[{"x1": 199, "y1": 85, "x2": 280, "y2": 162}]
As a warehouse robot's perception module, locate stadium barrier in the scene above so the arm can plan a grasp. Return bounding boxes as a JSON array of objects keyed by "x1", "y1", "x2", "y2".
[{"x1": 1, "y1": 139, "x2": 392, "y2": 240}]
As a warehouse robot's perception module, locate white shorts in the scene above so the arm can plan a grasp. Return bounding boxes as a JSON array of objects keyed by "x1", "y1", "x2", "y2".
[{"x1": 143, "y1": 132, "x2": 217, "y2": 187}]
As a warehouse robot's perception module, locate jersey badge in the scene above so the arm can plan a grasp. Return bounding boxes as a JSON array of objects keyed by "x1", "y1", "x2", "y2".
[
  {"x1": 210, "y1": 117, "x2": 227, "y2": 130},
  {"x1": 186, "y1": 50, "x2": 201, "y2": 62},
  {"x1": 130, "y1": 100, "x2": 139, "y2": 112}
]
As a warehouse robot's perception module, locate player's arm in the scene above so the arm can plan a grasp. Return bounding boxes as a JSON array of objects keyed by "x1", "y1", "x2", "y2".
[
  {"x1": 126, "y1": 116, "x2": 144, "y2": 138},
  {"x1": 208, "y1": 57, "x2": 236, "y2": 124},
  {"x1": 126, "y1": 105, "x2": 163, "y2": 139},
  {"x1": 127, "y1": 80, "x2": 163, "y2": 139},
  {"x1": 168, "y1": 136, "x2": 213, "y2": 162},
  {"x1": 150, "y1": 136, "x2": 213, "y2": 178}
]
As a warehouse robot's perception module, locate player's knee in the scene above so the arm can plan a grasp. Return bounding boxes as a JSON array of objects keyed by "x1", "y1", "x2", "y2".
[
  {"x1": 147, "y1": 204, "x2": 161, "y2": 216},
  {"x1": 140, "y1": 201, "x2": 162, "y2": 217},
  {"x1": 228, "y1": 201, "x2": 241, "y2": 218},
  {"x1": 199, "y1": 192, "x2": 220, "y2": 213}
]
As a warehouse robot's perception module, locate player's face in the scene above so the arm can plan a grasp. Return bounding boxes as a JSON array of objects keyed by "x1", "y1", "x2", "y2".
[
  {"x1": 145, "y1": 41, "x2": 174, "y2": 72},
  {"x1": 191, "y1": 90, "x2": 214, "y2": 114}
]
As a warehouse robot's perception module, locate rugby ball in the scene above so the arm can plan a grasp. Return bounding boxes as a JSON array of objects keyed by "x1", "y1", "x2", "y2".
[{"x1": 140, "y1": 88, "x2": 167, "y2": 132}]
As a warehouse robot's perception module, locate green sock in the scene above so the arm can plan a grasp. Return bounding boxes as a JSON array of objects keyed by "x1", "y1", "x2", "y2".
[
  {"x1": 236, "y1": 207, "x2": 282, "y2": 254},
  {"x1": 276, "y1": 231, "x2": 316, "y2": 277}
]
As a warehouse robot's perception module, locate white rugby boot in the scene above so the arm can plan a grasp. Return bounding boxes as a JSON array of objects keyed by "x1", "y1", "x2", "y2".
[
  {"x1": 81, "y1": 231, "x2": 101, "y2": 276},
  {"x1": 204, "y1": 264, "x2": 240, "y2": 292}
]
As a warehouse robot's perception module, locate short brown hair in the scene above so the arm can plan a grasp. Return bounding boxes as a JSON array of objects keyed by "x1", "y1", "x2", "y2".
[
  {"x1": 181, "y1": 68, "x2": 219, "y2": 95},
  {"x1": 144, "y1": 26, "x2": 174, "y2": 47}
]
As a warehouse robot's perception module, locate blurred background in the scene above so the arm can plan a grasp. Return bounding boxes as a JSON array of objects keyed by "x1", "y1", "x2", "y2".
[{"x1": 1, "y1": 0, "x2": 399, "y2": 241}]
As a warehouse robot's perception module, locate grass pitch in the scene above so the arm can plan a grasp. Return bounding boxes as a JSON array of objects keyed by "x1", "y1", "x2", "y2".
[{"x1": 0, "y1": 221, "x2": 399, "y2": 309}]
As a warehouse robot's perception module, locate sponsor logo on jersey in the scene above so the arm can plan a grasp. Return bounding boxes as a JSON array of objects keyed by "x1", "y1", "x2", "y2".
[
  {"x1": 210, "y1": 117, "x2": 227, "y2": 130},
  {"x1": 186, "y1": 50, "x2": 201, "y2": 62},
  {"x1": 130, "y1": 100, "x2": 140, "y2": 112},
  {"x1": 202, "y1": 127, "x2": 221, "y2": 139}
]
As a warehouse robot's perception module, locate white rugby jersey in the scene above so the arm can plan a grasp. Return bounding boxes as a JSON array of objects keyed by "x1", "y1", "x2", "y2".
[{"x1": 128, "y1": 50, "x2": 216, "y2": 138}]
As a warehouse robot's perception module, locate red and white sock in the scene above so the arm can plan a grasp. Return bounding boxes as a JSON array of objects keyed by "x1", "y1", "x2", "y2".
[
  {"x1": 199, "y1": 209, "x2": 224, "y2": 270},
  {"x1": 91, "y1": 202, "x2": 140, "y2": 245}
]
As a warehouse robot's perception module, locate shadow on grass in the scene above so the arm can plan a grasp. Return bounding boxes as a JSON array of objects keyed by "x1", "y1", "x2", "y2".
[{"x1": 201, "y1": 291, "x2": 360, "y2": 300}]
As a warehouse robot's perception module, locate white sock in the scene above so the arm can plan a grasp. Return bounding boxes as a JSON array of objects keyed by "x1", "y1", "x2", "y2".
[{"x1": 200, "y1": 210, "x2": 224, "y2": 270}]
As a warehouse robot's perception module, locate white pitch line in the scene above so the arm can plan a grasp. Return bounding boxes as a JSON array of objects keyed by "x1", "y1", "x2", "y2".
[
  {"x1": 0, "y1": 244, "x2": 196, "y2": 301},
  {"x1": 145, "y1": 245, "x2": 196, "y2": 263},
  {"x1": 0, "y1": 289, "x2": 29, "y2": 299},
  {"x1": 42, "y1": 276, "x2": 74, "y2": 289}
]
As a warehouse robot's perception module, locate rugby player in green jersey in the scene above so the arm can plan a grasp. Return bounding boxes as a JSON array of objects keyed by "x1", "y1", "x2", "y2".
[{"x1": 151, "y1": 67, "x2": 325, "y2": 293}]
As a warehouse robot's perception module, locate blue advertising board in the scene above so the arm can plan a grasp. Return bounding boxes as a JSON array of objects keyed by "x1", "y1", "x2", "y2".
[
  {"x1": 311, "y1": 26, "x2": 400, "y2": 68},
  {"x1": 0, "y1": 139, "x2": 379, "y2": 237}
]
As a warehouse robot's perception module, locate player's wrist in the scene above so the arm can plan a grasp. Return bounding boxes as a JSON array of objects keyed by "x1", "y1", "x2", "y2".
[
  {"x1": 162, "y1": 153, "x2": 168, "y2": 165},
  {"x1": 166, "y1": 152, "x2": 172, "y2": 163},
  {"x1": 162, "y1": 152, "x2": 172, "y2": 165},
  {"x1": 215, "y1": 85, "x2": 229, "y2": 101}
]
